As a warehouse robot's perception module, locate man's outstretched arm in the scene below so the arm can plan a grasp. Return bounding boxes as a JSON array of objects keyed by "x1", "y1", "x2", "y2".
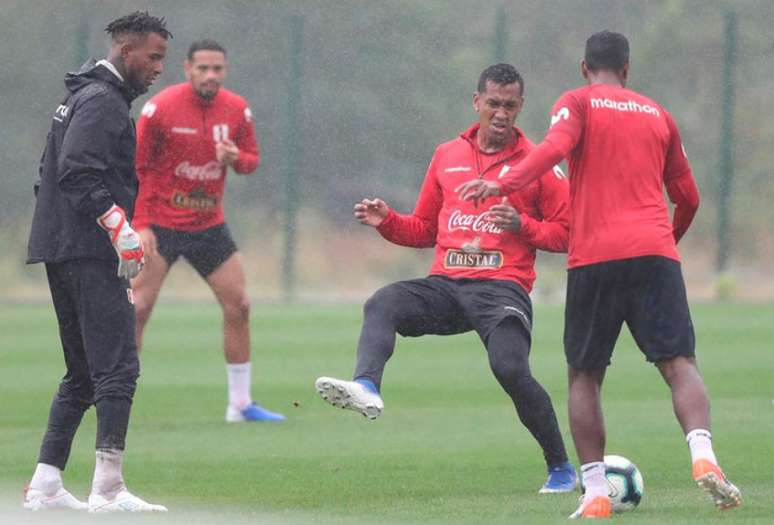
[{"x1": 456, "y1": 140, "x2": 568, "y2": 203}]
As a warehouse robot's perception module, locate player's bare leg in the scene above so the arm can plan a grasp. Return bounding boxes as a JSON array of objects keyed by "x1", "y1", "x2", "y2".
[
  {"x1": 656, "y1": 356, "x2": 709, "y2": 433},
  {"x1": 131, "y1": 251, "x2": 170, "y2": 352},
  {"x1": 567, "y1": 366, "x2": 611, "y2": 519},
  {"x1": 207, "y1": 252, "x2": 250, "y2": 364},
  {"x1": 656, "y1": 356, "x2": 741, "y2": 510},
  {"x1": 568, "y1": 366, "x2": 606, "y2": 464},
  {"x1": 207, "y1": 252, "x2": 284, "y2": 422}
]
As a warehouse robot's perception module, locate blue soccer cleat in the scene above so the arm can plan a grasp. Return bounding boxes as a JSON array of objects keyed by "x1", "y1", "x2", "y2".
[
  {"x1": 539, "y1": 461, "x2": 578, "y2": 493},
  {"x1": 226, "y1": 403, "x2": 286, "y2": 423}
]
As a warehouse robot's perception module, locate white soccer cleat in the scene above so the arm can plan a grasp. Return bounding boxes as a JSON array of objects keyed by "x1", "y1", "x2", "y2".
[
  {"x1": 693, "y1": 459, "x2": 742, "y2": 510},
  {"x1": 315, "y1": 376, "x2": 384, "y2": 420},
  {"x1": 23, "y1": 486, "x2": 88, "y2": 511},
  {"x1": 88, "y1": 490, "x2": 168, "y2": 513}
]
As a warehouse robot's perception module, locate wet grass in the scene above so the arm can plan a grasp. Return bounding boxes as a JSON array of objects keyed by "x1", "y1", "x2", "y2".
[{"x1": 1, "y1": 302, "x2": 772, "y2": 524}]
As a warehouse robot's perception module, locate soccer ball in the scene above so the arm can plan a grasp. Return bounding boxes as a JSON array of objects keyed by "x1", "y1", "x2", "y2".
[{"x1": 580, "y1": 454, "x2": 644, "y2": 513}]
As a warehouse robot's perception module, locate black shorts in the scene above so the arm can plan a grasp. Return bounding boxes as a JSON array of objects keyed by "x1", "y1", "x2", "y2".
[
  {"x1": 151, "y1": 223, "x2": 238, "y2": 278},
  {"x1": 390, "y1": 275, "x2": 533, "y2": 342},
  {"x1": 564, "y1": 256, "x2": 695, "y2": 370}
]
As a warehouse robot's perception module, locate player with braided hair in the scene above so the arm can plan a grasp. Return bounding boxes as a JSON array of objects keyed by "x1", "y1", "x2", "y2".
[{"x1": 25, "y1": 11, "x2": 171, "y2": 513}]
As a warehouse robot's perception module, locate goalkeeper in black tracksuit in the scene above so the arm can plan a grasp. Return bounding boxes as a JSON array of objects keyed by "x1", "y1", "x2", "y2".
[{"x1": 23, "y1": 12, "x2": 171, "y2": 513}]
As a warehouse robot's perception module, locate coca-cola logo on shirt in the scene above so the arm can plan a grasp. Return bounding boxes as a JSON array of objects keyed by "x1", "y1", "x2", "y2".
[
  {"x1": 447, "y1": 210, "x2": 503, "y2": 234},
  {"x1": 174, "y1": 161, "x2": 223, "y2": 181}
]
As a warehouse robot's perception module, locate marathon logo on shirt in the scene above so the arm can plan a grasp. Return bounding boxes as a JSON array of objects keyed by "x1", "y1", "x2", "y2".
[
  {"x1": 171, "y1": 188, "x2": 218, "y2": 211},
  {"x1": 448, "y1": 210, "x2": 503, "y2": 234},
  {"x1": 590, "y1": 98, "x2": 660, "y2": 117},
  {"x1": 444, "y1": 249, "x2": 503, "y2": 269}
]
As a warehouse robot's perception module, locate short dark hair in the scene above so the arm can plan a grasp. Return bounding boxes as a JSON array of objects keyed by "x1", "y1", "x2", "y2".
[
  {"x1": 188, "y1": 39, "x2": 227, "y2": 60},
  {"x1": 584, "y1": 31, "x2": 629, "y2": 72},
  {"x1": 477, "y1": 63, "x2": 524, "y2": 96},
  {"x1": 105, "y1": 11, "x2": 172, "y2": 40}
]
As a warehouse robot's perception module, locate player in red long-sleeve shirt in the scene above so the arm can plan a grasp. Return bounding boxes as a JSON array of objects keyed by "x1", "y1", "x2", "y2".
[
  {"x1": 316, "y1": 64, "x2": 578, "y2": 493},
  {"x1": 458, "y1": 32, "x2": 741, "y2": 518},
  {"x1": 131, "y1": 39, "x2": 284, "y2": 423}
]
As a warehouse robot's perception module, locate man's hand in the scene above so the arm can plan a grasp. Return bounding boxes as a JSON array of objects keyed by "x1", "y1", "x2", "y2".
[
  {"x1": 97, "y1": 204, "x2": 145, "y2": 280},
  {"x1": 455, "y1": 179, "x2": 502, "y2": 205},
  {"x1": 138, "y1": 228, "x2": 159, "y2": 259},
  {"x1": 486, "y1": 197, "x2": 522, "y2": 233},
  {"x1": 353, "y1": 198, "x2": 389, "y2": 227},
  {"x1": 216, "y1": 139, "x2": 240, "y2": 167}
]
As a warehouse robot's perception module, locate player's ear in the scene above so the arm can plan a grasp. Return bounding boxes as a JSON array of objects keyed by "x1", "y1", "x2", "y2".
[
  {"x1": 116, "y1": 36, "x2": 135, "y2": 63},
  {"x1": 183, "y1": 59, "x2": 192, "y2": 80},
  {"x1": 473, "y1": 92, "x2": 480, "y2": 112},
  {"x1": 580, "y1": 59, "x2": 589, "y2": 80},
  {"x1": 119, "y1": 33, "x2": 145, "y2": 62},
  {"x1": 620, "y1": 62, "x2": 630, "y2": 83}
]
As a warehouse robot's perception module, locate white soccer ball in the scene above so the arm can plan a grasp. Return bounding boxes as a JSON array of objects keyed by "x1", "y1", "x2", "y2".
[{"x1": 580, "y1": 454, "x2": 644, "y2": 513}]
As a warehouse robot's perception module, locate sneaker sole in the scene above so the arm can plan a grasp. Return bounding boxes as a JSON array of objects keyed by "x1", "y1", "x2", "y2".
[
  {"x1": 696, "y1": 471, "x2": 742, "y2": 510},
  {"x1": 538, "y1": 485, "x2": 577, "y2": 494},
  {"x1": 316, "y1": 380, "x2": 382, "y2": 420},
  {"x1": 23, "y1": 498, "x2": 87, "y2": 511}
]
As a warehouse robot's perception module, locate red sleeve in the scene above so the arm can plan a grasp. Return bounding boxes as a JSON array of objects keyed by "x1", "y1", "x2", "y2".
[
  {"x1": 499, "y1": 91, "x2": 584, "y2": 194},
  {"x1": 517, "y1": 166, "x2": 570, "y2": 253},
  {"x1": 662, "y1": 111, "x2": 698, "y2": 243},
  {"x1": 376, "y1": 151, "x2": 442, "y2": 248},
  {"x1": 666, "y1": 174, "x2": 700, "y2": 243},
  {"x1": 232, "y1": 105, "x2": 260, "y2": 174},
  {"x1": 663, "y1": 110, "x2": 692, "y2": 182},
  {"x1": 133, "y1": 100, "x2": 163, "y2": 230}
]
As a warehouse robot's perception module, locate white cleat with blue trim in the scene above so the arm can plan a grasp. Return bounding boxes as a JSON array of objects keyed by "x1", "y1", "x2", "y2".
[
  {"x1": 88, "y1": 490, "x2": 167, "y2": 513},
  {"x1": 315, "y1": 376, "x2": 383, "y2": 420}
]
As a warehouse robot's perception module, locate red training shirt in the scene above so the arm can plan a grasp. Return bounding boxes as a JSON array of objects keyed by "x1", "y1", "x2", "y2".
[
  {"x1": 377, "y1": 124, "x2": 570, "y2": 293},
  {"x1": 497, "y1": 84, "x2": 699, "y2": 269},
  {"x1": 133, "y1": 82, "x2": 259, "y2": 231}
]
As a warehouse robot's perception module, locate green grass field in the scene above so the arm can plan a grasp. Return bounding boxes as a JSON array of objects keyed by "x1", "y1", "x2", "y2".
[{"x1": 1, "y1": 302, "x2": 772, "y2": 524}]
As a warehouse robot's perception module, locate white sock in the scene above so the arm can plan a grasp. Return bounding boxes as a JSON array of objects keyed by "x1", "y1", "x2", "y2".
[
  {"x1": 580, "y1": 461, "x2": 608, "y2": 501},
  {"x1": 227, "y1": 362, "x2": 252, "y2": 410},
  {"x1": 686, "y1": 428, "x2": 718, "y2": 465},
  {"x1": 91, "y1": 449, "x2": 125, "y2": 499},
  {"x1": 29, "y1": 463, "x2": 62, "y2": 495}
]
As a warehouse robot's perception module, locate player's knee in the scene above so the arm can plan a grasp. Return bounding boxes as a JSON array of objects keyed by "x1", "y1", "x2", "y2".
[
  {"x1": 491, "y1": 357, "x2": 530, "y2": 386},
  {"x1": 94, "y1": 375, "x2": 137, "y2": 403},
  {"x1": 223, "y1": 294, "x2": 251, "y2": 322},
  {"x1": 57, "y1": 376, "x2": 94, "y2": 408},
  {"x1": 133, "y1": 293, "x2": 156, "y2": 326},
  {"x1": 656, "y1": 355, "x2": 699, "y2": 385},
  {"x1": 363, "y1": 285, "x2": 402, "y2": 320}
]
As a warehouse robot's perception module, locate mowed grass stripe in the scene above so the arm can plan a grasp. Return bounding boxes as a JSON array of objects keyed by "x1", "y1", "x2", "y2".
[{"x1": 1, "y1": 303, "x2": 772, "y2": 524}]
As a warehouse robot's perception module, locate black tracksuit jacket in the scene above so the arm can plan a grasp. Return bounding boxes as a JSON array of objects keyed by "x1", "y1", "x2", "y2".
[{"x1": 27, "y1": 59, "x2": 141, "y2": 264}]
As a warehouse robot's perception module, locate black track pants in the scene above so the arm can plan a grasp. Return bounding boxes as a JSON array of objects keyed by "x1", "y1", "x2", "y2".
[
  {"x1": 38, "y1": 259, "x2": 139, "y2": 470},
  {"x1": 354, "y1": 277, "x2": 568, "y2": 467}
]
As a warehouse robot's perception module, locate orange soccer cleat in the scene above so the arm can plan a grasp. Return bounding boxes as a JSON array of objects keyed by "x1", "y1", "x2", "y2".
[
  {"x1": 569, "y1": 495, "x2": 612, "y2": 519},
  {"x1": 692, "y1": 459, "x2": 742, "y2": 510}
]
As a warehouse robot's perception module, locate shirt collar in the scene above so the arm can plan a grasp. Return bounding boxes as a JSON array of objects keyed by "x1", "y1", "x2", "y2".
[{"x1": 96, "y1": 59, "x2": 124, "y2": 82}]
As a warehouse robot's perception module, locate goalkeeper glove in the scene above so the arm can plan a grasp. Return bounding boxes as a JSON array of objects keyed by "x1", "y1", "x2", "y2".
[{"x1": 97, "y1": 204, "x2": 145, "y2": 280}]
